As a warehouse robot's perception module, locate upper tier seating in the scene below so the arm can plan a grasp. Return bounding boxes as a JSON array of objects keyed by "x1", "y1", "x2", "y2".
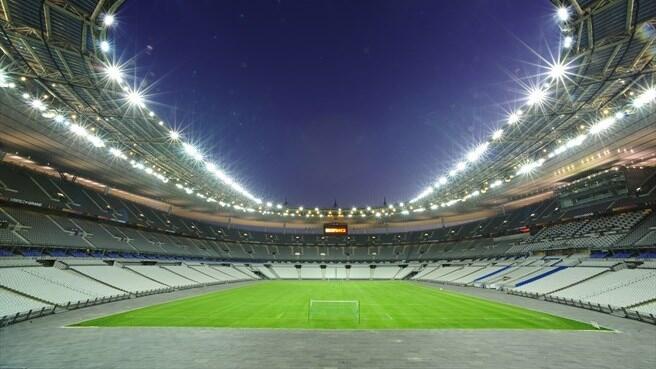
[
  {"x1": 615, "y1": 212, "x2": 656, "y2": 247},
  {"x1": 1, "y1": 162, "x2": 655, "y2": 263},
  {"x1": 1, "y1": 207, "x2": 90, "y2": 248},
  {"x1": 517, "y1": 211, "x2": 650, "y2": 251}
]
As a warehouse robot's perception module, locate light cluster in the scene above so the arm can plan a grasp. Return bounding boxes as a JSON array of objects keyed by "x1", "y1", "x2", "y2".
[
  {"x1": 407, "y1": 4, "x2": 656, "y2": 215},
  {"x1": 108, "y1": 5, "x2": 653, "y2": 219},
  {"x1": 91, "y1": 14, "x2": 265, "y2": 207},
  {"x1": 1, "y1": 3, "x2": 654, "y2": 222}
]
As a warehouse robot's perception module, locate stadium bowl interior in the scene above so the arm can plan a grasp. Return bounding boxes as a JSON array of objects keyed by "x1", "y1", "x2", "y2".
[{"x1": 0, "y1": 0, "x2": 655, "y2": 368}]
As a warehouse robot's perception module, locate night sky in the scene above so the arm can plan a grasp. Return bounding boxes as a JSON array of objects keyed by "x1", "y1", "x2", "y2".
[{"x1": 115, "y1": 0, "x2": 560, "y2": 208}]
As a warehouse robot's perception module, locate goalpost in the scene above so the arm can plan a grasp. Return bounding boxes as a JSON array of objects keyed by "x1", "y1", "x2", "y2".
[{"x1": 308, "y1": 300, "x2": 360, "y2": 323}]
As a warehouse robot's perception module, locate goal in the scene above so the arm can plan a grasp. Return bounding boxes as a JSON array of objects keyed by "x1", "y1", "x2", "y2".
[{"x1": 308, "y1": 300, "x2": 360, "y2": 323}]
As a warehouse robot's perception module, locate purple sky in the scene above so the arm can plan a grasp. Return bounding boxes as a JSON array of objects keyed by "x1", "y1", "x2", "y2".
[{"x1": 116, "y1": 0, "x2": 560, "y2": 208}]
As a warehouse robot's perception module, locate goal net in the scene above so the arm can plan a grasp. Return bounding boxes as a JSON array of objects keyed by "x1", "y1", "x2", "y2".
[{"x1": 308, "y1": 300, "x2": 360, "y2": 323}]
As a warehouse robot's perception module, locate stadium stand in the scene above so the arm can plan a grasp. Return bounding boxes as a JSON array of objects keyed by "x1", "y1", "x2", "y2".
[
  {"x1": 0, "y1": 288, "x2": 54, "y2": 321},
  {"x1": 550, "y1": 268, "x2": 656, "y2": 307},
  {"x1": 511, "y1": 267, "x2": 608, "y2": 295},
  {"x1": 349, "y1": 266, "x2": 371, "y2": 279},
  {"x1": 300, "y1": 265, "x2": 323, "y2": 279},
  {"x1": 187, "y1": 265, "x2": 237, "y2": 282},
  {"x1": 0, "y1": 161, "x2": 655, "y2": 325},
  {"x1": 271, "y1": 265, "x2": 299, "y2": 279},
  {"x1": 251, "y1": 265, "x2": 278, "y2": 279},
  {"x1": 417, "y1": 266, "x2": 462, "y2": 281},
  {"x1": 22, "y1": 267, "x2": 127, "y2": 300},
  {"x1": 372, "y1": 265, "x2": 402, "y2": 279},
  {"x1": 162, "y1": 265, "x2": 220, "y2": 284},
  {"x1": 452, "y1": 265, "x2": 510, "y2": 285},
  {"x1": 71, "y1": 265, "x2": 170, "y2": 295},
  {"x1": 1, "y1": 162, "x2": 654, "y2": 262},
  {"x1": 483, "y1": 266, "x2": 548, "y2": 288},
  {"x1": 394, "y1": 265, "x2": 417, "y2": 279},
  {"x1": 434, "y1": 266, "x2": 486, "y2": 283},
  {"x1": 126, "y1": 265, "x2": 197, "y2": 288},
  {"x1": 633, "y1": 301, "x2": 656, "y2": 317},
  {"x1": 210, "y1": 265, "x2": 250, "y2": 280},
  {"x1": 233, "y1": 266, "x2": 260, "y2": 279},
  {"x1": 324, "y1": 265, "x2": 347, "y2": 279},
  {"x1": 0, "y1": 268, "x2": 102, "y2": 306}
]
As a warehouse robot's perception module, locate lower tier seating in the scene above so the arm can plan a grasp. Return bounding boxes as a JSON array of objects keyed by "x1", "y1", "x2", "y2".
[
  {"x1": 126, "y1": 266, "x2": 197, "y2": 288},
  {"x1": 512, "y1": 267, "x2": 608, "y2": 295},
  {"x1": 0, "y1": 288, "x2": 53, "y2": 319},
  {"x1": 0, "y1": 268, "x2": 102, "y2": 305},
  {"x1": 71, "y1": 265, "x2": 169, "y2": 294}
]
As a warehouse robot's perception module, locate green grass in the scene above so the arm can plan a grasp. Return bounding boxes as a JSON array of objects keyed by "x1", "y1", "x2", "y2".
[{"x1": 73, "y1": 281, "x2": 598, "y2": 330}]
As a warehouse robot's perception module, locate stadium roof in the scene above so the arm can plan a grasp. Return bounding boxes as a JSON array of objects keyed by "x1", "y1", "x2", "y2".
[{"x1": 0, "y1": 0, "x2": 655, "y2": 227}]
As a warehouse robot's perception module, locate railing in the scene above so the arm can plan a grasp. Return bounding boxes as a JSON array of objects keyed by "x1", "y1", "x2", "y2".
[
  {"x1": 63, "y1": 294, "x2": 131, "y2": 310},
  {"x1": 0, "y1": 306, "x2": 56, "y2": 327},
  {"x1": 512, "y1": 291, "x2": 656, "y2": 325}
]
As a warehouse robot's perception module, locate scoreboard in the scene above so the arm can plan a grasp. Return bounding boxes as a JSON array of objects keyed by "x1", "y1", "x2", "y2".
[{"x1": 324, "y1": 223, "x2": 348, "y2": 236}]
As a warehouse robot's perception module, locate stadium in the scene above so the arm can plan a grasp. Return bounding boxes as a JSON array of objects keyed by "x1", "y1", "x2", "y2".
[{"x1": 0, "y1": 0, "x2": 655, "y2": 368}]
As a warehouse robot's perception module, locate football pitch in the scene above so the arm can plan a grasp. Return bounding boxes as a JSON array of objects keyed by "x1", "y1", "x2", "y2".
[{"x1": 74, "y1": 281, "x2": 598, "y2": 330}]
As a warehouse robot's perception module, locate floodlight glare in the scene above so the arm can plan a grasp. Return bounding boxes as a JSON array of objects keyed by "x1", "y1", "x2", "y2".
[
  {"x1": 526, "y1": 86, "x2": 547, "y2": 106},
  {"x1": 507, "y1": 110, "x2": 522, "y2": 125},
  {"x1": 104, "y1": 64, "x2": 123, "y2": 82},
  {"x1": 182, "y1": 143, "x2": 203, "y2": 161},
  {"x1": 633, "y1": 87, "x2": 656, "y2": 108},
  {"x1": 466, "y1": 142, "x2": 489, "y2": 163},
  {"x1": 589, "y1": 117, "x2": 616, "y2": 135},
  {"x1": 103, "y1": 14, "x2": 115, "y2": 27},
  {"x1": 517, "y1": 159, "x2": 545, "y2": 175},
  {"x1": 99, "y1": 41, "x2": 110, "y2": 53},
  {"x1": 563, "y1": 36, "x2": 574, "y2": 48},
  {"x1": 125, "y1": 89, "x2": 145, "y2": 107},
  {"x1": 548, "y1": 61, "x2": 567, "y2": 81},
  {"x1": 30, "y1": 99, "x2": 46, "y2": 111}
]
